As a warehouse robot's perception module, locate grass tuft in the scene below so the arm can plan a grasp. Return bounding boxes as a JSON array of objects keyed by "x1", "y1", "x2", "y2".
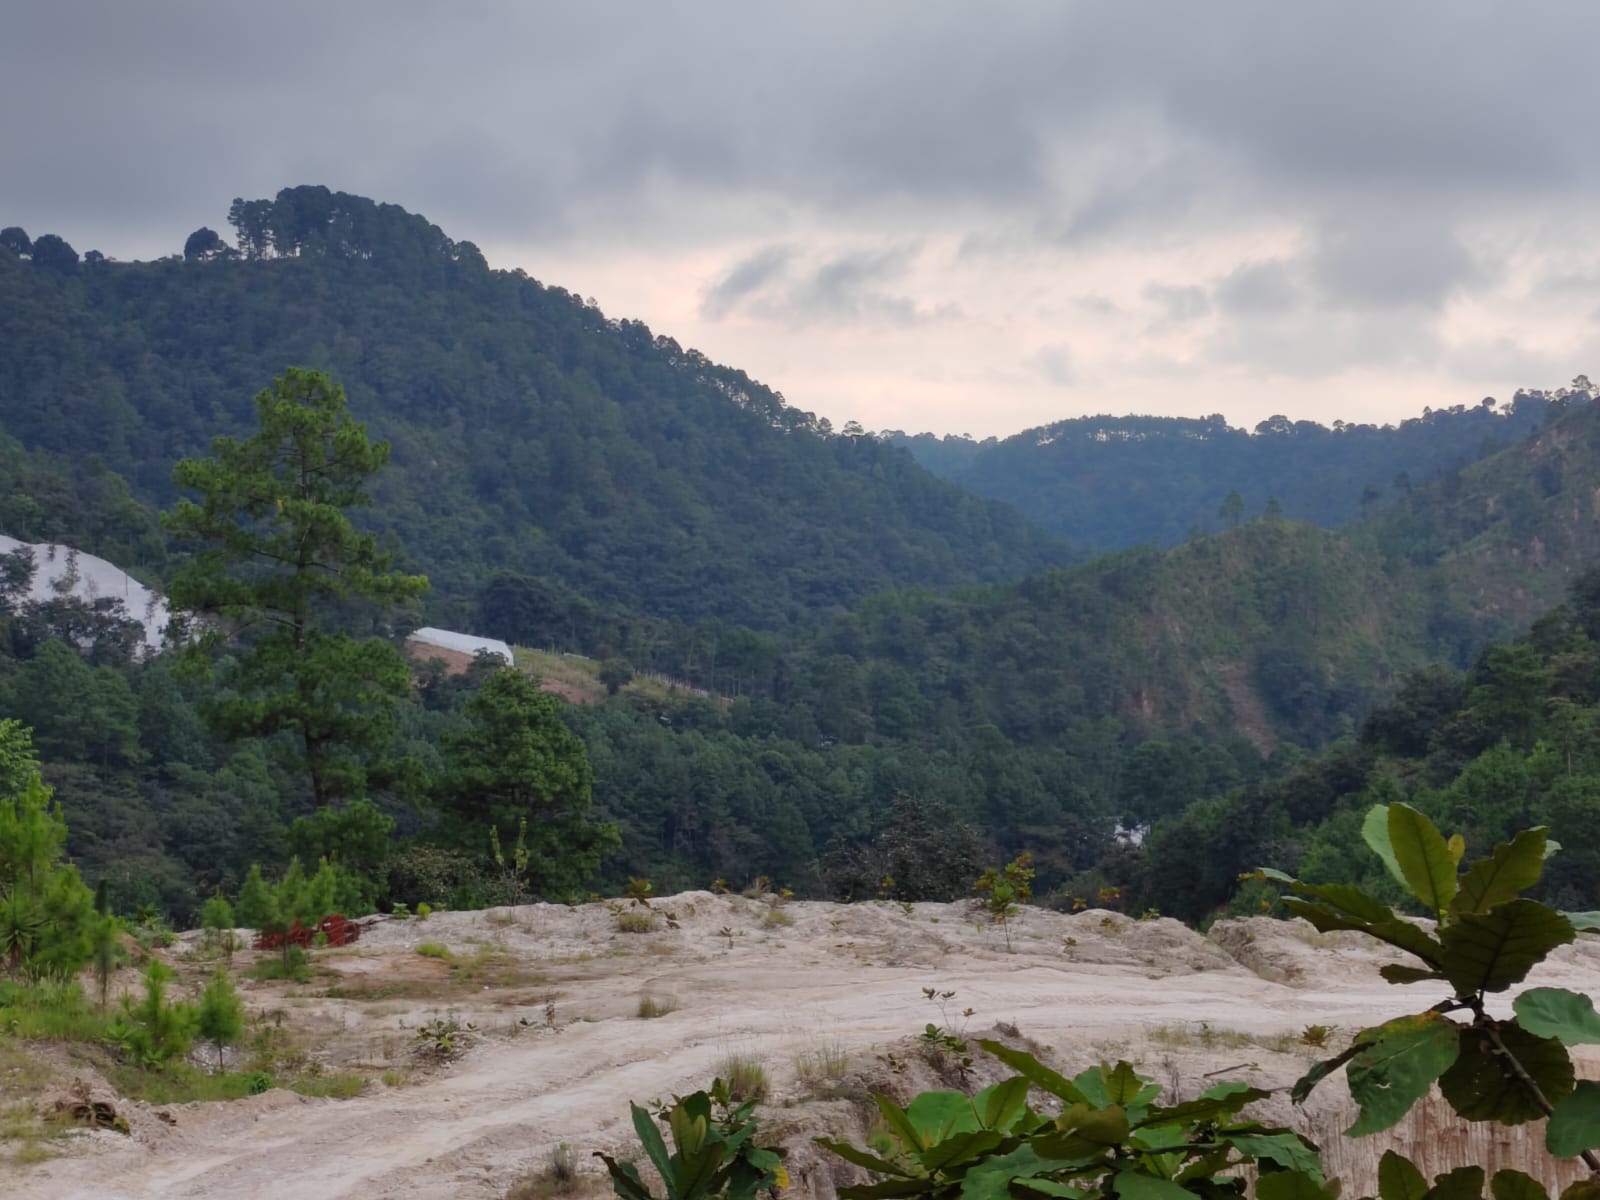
[
  {"x1": 636, "y1": 994, "x2": 678, "y2": 1019},
  {"x1": 716, "y1": 1053, "x2": 769, "y2": 1103}
]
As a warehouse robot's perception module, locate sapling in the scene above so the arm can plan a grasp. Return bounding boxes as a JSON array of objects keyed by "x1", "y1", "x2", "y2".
[
  {"x1": 972, "y1": 852, "x2": 1033, "y2": 952},
  {"x1": 196, "y1": 968, "x2": 244, "y2": 1070}
]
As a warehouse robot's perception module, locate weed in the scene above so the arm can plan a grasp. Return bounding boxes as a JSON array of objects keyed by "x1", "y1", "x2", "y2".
[
  {"x1": 972, "y1": 853, "x2": 1034, "y2": 952},
  {"x1": 794, "y1": 1038, "x2": 849, "y2": 1087},
  {"x1": 1299, "y1": 1023, "x2": 1334, "y2": 1048},
  {"x1": 715, "y1": 1053, "x2": 769, "y2": 1103},
  {"x1": 761, "y1": 908, "x2": 793, "y2": 929},
  {"x1": 717, "y1": 926, "x2": 736, "y2": 949},
  {"x1": 623, "y1": 878, "x2": 654, "y2": 907},
  {"x1": 416, "y1": 942, "x2": 452, "y2": 960},
  {"x1": 637, "y1": 994, "x2": 678, "y2": 1019},
  {"x1": 615, "y1": 911, "x2": 656, "y2": 934},
  {"x1": 414, "y1": 1012, "x2": 476, "y2": 1062},
  {"x1": 918, "y1": 987, "x2": 975, "y2": 1075}
]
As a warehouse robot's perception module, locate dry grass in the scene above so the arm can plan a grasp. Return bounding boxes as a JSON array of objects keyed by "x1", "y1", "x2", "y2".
[
  {"x1": 637, "y1": 994, "x2": 678, "y2": 1019},
  {"x1": 506, "y1": 1142, "x2": 606, "y2": 1200},
  {"x1": 716, "y1": 1053, "x2": 769, "y2": 1103},
  {"x1": 794, "y1": 1038, "x2": 849, "y2": 1088}
]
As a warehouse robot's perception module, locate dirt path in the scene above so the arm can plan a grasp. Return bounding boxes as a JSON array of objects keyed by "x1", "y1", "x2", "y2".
[{"x1": 16, "y1": 897, "x2": 1600, "y2": 1200}]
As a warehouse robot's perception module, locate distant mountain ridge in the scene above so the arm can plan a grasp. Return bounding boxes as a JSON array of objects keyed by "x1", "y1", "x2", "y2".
[{"x1": 886, "y1": 392, "x2": 1580, "y2": 550}]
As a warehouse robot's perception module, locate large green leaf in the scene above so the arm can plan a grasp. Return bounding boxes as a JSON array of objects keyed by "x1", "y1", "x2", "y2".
[
  {"x1": 921, "y1": 1130, "x2": 1007, "y2": 1175},
  {"x1": 1439, "y1": 1021, "x2": 1573, "y2": 1125},
  {"x1": 1388, "y1": 804, "x2": 1459, "y2": 917},
  {"x1": 1380, "y1": 964, "x2": 1446, "y2": 985},
  {"x1": 595, "y1": 1155, "x2": 655, "y2": 1200},
  {"x1": 1292, "y1": 1043, "x2": 1365, "y2": 1105},
  {"x1": 1512, "y1": 987, "x2": 1600, "y2": 1045},
  {"x1": 976, "y1": 1077, "x2": 1034, "y2": 1133},
  {"x1": 838, "y1": 1179, "x2": 939, "y2": 1200},
  {"x1": 1112, "y1": 1171, "x2": 1197, "y2": 1200},
  {"x1": 1363, "y1": 805, "x2": 1408, "y2": 889},
  {"x1": 977, "y1": 1041, "x2": 1087, "y2": 1106},
  {"x1": 1439, "y1": 900, "x2": 1575, "y2": 994},
  {"x1": 906, "y1": 1091, "x2": 982, "y2": 1144},
  {"x1": 814, "y1": 1139, "x2": 911, "y2": 1178},
  {"x1": 1256, "y1": 1170, "x2": 1335, "y2": 1200},
  {"x1": 1426, "y1": 1167, "x2": 1486, "y2": 1200},
  {"x1": 1450, "y1": 829, "x2": 1548, "y2": 917},
  {"x1": 1546, "y1": 1081, "x2": 1600, "y2": 1158},
  {"x1": 1490, "y1": 1170, "x2": 1549, "y2": 1200},
  {"x1": 1559, "y1": 1184, "x2": 1600, "y2": 1200},
  {"x1": 1288, "y1": 879, "x2": 1400, "y2": 924},
  {"x1": 631, "y1": 1102, "x2": 675, "y2": 1193},
  {"x1": 1134, "y1": 1088, "x2": 1269, "y2": 1130},
  {"x1": 1226, "y1": 1133, "x2": 1324, "y2": 1180},
  {"x1": 1282, "y1": 899, "x2": 1445, "y2": 967},
  {"x1": 876, "y1": 1095, "x2": 929, "y2": 1154},
  {"x1": 957, "y1": 1145, "x2": 1082, "y2": 1200},
  {"x1": 1378, "y1": 1150, "x2": 1428, "y2": 1200},
  {"x1": 1345, "y1": 1014, "x2": 1461, "y2": 1136}
]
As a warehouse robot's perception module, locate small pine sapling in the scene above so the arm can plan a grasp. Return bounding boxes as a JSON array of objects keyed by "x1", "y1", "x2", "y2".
[
  {"x1": 202, "y1": 889, "x2": 235, "y2": 964},
  {"x1": 196, "y1": 968, "x2": 244, "y2": 1070},
  {"x1": 90, "y1": 879, "x2": 125, "y2": 1009}
]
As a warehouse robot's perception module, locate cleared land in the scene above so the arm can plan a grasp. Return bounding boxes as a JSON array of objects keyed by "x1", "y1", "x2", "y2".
[{"x1": 9, "y1": 895, "x2": 1600, "y2": 1200}]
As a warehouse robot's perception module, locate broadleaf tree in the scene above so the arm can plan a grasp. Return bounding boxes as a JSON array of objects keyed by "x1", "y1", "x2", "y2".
[{"x1": 163, "y1": 368, "x2": 428, "y2": 807}]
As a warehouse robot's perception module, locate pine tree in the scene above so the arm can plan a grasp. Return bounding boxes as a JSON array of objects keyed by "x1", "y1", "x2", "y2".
[
  {"x1": 195, "y1": 969, "x2": 244, "y2": 1070},
  {"x1": 163, "y1": 368, "x2": 428, "y2": 807}
]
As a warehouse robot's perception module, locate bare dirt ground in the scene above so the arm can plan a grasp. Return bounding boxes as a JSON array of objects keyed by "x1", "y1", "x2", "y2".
[{"x1": 11, "y1": 894, "x2": 1600, "y2": 1200}]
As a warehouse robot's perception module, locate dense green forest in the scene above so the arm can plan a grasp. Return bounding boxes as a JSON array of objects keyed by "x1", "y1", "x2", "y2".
[
  {"x1": 0, "y1": 189, "x2": 1066, "y2": 635},
  {"x1": 887, "y1": 394, "x2": 1577, "y2": 550},
  {"x1": 5, "y1": 189, "x2": 1600, "y2": 931}
]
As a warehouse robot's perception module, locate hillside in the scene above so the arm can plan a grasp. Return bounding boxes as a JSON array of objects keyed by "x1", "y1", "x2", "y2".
[
  {"x1": 888, "y1": 398, "x2": 1565, "y2": 550},
  {"x1": 0, "y1": 188, "x2": 1068, "y2": 633}
]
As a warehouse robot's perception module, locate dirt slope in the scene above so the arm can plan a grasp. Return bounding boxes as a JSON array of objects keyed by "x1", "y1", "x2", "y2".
[{"x1": 14, "y1": 895, "x2": 1600, "y2": 1200}]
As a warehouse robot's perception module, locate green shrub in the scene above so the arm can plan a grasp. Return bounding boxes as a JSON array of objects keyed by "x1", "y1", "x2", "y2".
[{"x1": 596, "y1": 1080, "x2": 786, "y2": 1200}]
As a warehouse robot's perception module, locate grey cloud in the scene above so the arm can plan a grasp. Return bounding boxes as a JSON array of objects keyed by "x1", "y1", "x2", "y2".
[
  {"x1": 1307, "y1": 215, "x2": 1484, "y2": 309},
  {"x1": 701, "y1": 246, "x2": 795, "y2": 320},
  {"x1": 1215, "y1": 261, "x2": 1304, "y2": 316},
  {"x1": 11, "y1": 2, "x2": 1600, "y2": 255},
  {"x1": 1144, "y1": 283, "x2": 1211, "y2": 328},
  {"x1": 1027, "y1": 344, "x2": 1076, "y2": 388},
  {"x1": 705, "y1": 243, "x2": 957, "y2": 326}
]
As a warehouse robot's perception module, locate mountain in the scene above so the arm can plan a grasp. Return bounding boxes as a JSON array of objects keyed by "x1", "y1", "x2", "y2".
[
  {"x1": 886, "y1": 398, "x2": 1571, "y2": 550},
  {"x1": 0, "y1": 187, "x2": 1069, "y2": 633}
]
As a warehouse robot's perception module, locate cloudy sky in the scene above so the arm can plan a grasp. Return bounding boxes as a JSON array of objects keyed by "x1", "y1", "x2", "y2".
[{"x1": 5, "y1": 2, "x2": 1600, "y2": 438}]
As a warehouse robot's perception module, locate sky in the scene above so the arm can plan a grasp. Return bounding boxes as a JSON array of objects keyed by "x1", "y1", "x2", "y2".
[{"x1": 5, "y1": 2, "x2": 1600, "y2": 439}]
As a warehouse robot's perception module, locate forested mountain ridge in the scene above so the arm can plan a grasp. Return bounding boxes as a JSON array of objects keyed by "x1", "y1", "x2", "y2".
[
  {"x1": 10, "y1": 189, "x2": 1600, "y2": 929},
  {"x1": 0, "y1": 188, "x2": 1068, "y2": 633},
  {"x1": 887, "y1": 392, "x2": 1573, "y2": 549}
]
